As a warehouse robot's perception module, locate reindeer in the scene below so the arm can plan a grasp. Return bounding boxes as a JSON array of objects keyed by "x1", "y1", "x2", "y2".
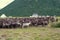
[{"x1": 22, "y1": 22, "x2": 31, "y2": 28}]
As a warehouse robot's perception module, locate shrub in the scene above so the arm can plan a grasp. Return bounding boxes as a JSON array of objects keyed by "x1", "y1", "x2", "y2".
[{"x1": 51, "y1": 22, "x2": 60, "y2": 28}]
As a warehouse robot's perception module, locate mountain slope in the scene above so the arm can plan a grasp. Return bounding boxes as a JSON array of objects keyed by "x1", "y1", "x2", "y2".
[{"x1": 0, "y1": 0, "x2": 60, "y2": 16}]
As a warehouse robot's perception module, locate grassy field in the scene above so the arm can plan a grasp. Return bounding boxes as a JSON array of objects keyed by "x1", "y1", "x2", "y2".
[
  {"x1": 0, "y1": 17, "x2": 60, "y2": 40},
  {"x1": 0, "y1": 27, "x2": 60, "y2": 40}
]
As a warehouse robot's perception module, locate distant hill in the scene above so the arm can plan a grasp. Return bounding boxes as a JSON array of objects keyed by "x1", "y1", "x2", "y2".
[{"x1": 0, "y1": 0, "x2": 60, "y2": 16}]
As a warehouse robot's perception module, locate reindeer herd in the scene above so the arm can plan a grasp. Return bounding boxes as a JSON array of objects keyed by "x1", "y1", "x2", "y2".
[{"x1": 0, "y1": 16, "x2": 58, "y2": 28}]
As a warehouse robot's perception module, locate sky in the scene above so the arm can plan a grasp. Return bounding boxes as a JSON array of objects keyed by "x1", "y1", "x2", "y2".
[{"x1": 0, "y1": 0, "x2": 14, "y2": 10}]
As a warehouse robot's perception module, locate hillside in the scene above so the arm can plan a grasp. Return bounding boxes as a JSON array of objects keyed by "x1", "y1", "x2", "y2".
[{"x1": 0, "y1": 0, "x2": 60, "y2": 16}]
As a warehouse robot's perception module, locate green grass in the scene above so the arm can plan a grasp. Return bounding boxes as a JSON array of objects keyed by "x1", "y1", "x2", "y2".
[{"x1": 0, "y1": 27, "x2": 60, "y2": 40}]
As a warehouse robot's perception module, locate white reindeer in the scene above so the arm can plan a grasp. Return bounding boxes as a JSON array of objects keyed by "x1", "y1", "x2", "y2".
[{"x1": 22, "y1": 22, "x2": 31, "y2": 28}]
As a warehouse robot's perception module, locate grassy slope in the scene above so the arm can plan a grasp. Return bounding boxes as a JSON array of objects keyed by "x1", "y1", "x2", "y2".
[
  {"x1": 0, "y1": 27, "x2": 60, "y2": 40},
  {"x1": 0, "y1": 0, "x2": 60, "y2": 16}
]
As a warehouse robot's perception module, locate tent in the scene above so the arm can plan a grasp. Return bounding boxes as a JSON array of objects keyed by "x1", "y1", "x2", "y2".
[
  {"x1": 0, "y1": 14, "x2": 7, "y2": 18},
  {"x1": 30, "y1": 13, "x2": 39, "y2": 17}
]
